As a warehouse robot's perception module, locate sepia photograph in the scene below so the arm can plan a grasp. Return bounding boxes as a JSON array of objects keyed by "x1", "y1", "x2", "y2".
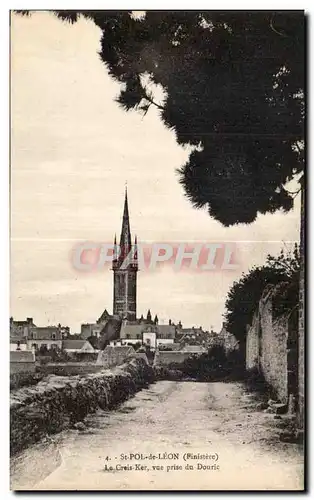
[{"x1": 10, "y1": 9, "x2": 305, "y2": 491}]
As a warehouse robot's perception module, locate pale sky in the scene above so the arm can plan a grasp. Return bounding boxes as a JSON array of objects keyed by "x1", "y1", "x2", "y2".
[{"x1": 10, "y1": 11, "x2": 300, "y2": 332}]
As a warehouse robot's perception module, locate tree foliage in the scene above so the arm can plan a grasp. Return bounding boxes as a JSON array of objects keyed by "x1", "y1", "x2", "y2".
[
  {"x1": 16, "y1": 10, "x2": 305, "y2": 226},
  {"x1": 225, "y1": 244, "x2": 300, "y2": 343}
]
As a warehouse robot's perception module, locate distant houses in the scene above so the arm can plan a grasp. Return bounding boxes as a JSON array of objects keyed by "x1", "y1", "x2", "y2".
[
  {"x1": 10, "y1": 314, "x2": 234, "y2": 355},
  {"x1": 62, "y1": 339, "x2": 95, "y2": 354},
  {"x1": 10, "y1": 318, "x2": 67, "y2": 352},
  {"x1": 10, "y1": 305, "x2": 240, "y2": 379}
]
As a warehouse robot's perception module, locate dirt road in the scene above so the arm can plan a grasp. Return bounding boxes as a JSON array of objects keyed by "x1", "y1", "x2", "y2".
[{"x1": 11, "y1": 381, "x2": 303, "y2": 490}]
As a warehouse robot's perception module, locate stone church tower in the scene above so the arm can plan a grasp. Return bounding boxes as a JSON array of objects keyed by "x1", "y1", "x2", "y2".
[{"x1": 112, "y1": 188, "x2": 138, "y2": 321}]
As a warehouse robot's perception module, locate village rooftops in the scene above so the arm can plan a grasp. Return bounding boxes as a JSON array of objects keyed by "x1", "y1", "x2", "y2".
[
  {"x1": 178, "y1": 327, "x2": 204, "y2": 336},
  {"x1": 62, "y1": 339, "x2": 94, "y2": 351},
  {"x1": 120, "y1": 323, "x2": 176, "y2": 339},
  {"x1": 103, "y1": 345, "x2": 135, "y2": 355},
  {"x1": 10, "y1": 317, "x2": 35, "y2": 326}
]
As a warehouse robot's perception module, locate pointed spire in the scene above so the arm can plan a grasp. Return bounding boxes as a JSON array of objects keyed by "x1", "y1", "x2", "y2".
[
  {"x1": 119, "y1": 187, "x2": 131, "y2": 260},
  {"x1": 147, "y1": 309, "x2": 152, "y2": 322},
  {"x1": 113, "y1": 233, "x2": 118, "y2": 262}
]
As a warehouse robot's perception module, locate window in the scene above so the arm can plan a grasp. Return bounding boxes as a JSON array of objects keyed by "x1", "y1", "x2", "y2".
[
  {"x1": 126, "y1": 334, "x2": 130, "y2": 339},
  {"x1": 32, "y1": 343, "x2": 37, "y2": 350},
  {"x1": 52, "y1": 333, "x2": 56, "y2": 340}
]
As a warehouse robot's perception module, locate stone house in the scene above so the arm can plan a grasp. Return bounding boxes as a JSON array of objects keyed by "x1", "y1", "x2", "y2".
[
  {"x1": 96, "y1": 345, "x2": 136, "y2": 368},
  {"x1": 120, "y1": 322, "x2": 176, "y2": 350},
  {"x1": 27, "y1": 326, "x2": 63, "y2": 351},
  {"x1": 62, "y1": 339, "x2": 95, "y2": 353},
  {"x1": 81, "y1": 323, "x2": 104, "y2": 340},
  {"x1": 10, "y1": 317, "x2": 35, "y2": 340}
]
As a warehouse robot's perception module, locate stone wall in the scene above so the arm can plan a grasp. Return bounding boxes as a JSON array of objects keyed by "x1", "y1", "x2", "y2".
[
  {"x1": 246, "y1": 295, "x2": 298, "y2": 405},
  {"x1": 10, "y1": 358, "x2": 153, "y2": 456},
  {"x1": 259, "y1": 298, "x2": 289, "y2": 403},
  {"x1": 246, "y1": 311, "x2": 259, "y2": 371},
  {"x1": 298, "y1": 185, "x2": 305, "y2": 429}
]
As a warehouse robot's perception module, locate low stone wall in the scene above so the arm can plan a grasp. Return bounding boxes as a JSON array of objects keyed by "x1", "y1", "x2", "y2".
[
  {"x1": 10, "y1": 358, "x2": 154, "y2": 456},
  {"x1": 37, "y1": 362, "x2": 103, "y2": 376},
  {"x1": 10, "y1": 362, "x2": 36, "y2": 374}
]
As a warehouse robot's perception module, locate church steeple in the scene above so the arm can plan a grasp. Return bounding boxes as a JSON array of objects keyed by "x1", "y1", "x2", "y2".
[
  {"x1": 147, "y1": 309, "x2": 152, "y2": 323},
  {"x1": 113, "y1": 234, "x2": 118, "y2": 262},
  {"x1": 112, "y1": 188, "x2": 138, "y2": 322},
  {"x1": 119, "y1": 187, "x2": 131, "y2": 260}
]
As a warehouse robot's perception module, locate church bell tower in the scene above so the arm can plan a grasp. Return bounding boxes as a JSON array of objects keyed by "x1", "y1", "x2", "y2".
[{"x1": 112, "y1": 188, "x2": 138, "y2": 321}]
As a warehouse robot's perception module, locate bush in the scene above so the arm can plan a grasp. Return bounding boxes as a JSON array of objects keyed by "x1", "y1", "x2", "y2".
[
  {"x1": 154, "y1": 366, "x2": 183, "y2": 381},
  {"x1": 155, "y1": 345, "x2": 244, "y2": 382},
  {"x1": 10, "y1": 372, "x2": 45, "y2": 391}
]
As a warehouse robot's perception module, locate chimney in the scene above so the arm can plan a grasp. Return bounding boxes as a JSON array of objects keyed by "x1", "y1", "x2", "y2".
[{"x1": 27, "y1": 317, "x2": 33, "y2": 324}]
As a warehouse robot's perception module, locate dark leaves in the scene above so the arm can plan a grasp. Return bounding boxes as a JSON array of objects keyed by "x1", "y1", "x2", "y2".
[
  {"x1": 16, "y1": 10, "x2": 305, "y2": 226},
  {"x1": 225, "y1": 245, "x2": 300, "y2": 343}
]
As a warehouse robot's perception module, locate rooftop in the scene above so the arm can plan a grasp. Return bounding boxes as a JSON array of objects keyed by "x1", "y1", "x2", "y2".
[{"x1": 62, "y1": 339, "x2": 91, "y2": 350}]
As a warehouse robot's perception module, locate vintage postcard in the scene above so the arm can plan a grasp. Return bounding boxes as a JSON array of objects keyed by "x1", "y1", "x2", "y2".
[{"x1": 10, "y1": 10, "x2": 305, "y2": 491}]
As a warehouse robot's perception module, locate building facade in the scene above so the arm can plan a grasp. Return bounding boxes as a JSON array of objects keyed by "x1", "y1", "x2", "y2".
[
  {"x1": 10, "y1": 317, "x2": 35, "y2": 340},
  {"x1": 28, "y1": 325, "x2": 63, "y2": 351}
]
